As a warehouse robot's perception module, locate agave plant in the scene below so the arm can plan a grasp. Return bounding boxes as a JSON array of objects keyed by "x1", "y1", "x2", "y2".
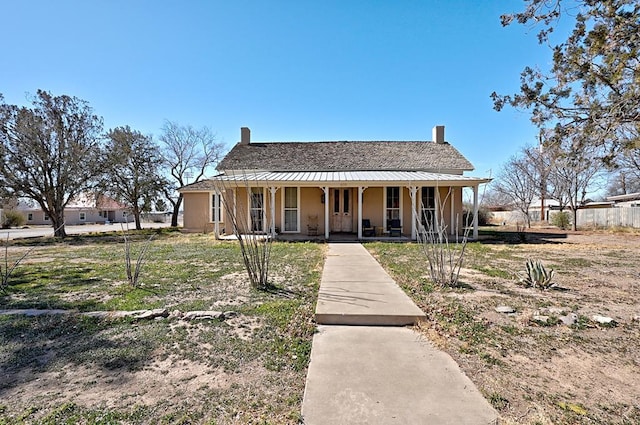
[{"x1": 518, "y1": 259, "x2": 555, "y2": 290}]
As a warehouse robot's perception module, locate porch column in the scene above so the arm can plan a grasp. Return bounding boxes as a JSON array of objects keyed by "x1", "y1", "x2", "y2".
[
  {"x1": 473, "y1": 185, "x2": 479, "y2": 239},
  {"x1": 268, "y1": 186, "x2": 278, "y2": 236},
  {"x1": 449, "y1": 188, "x2": 455, "y2": 238},
  {"x1": 322, "y1": 186, "x2": 329, "y2": 239},
  {"x1": 357, "y1": 186, "x2": 367, "y2": 239},
  {"x1": 213, "y1": 191, "x2": 220, "y2": 239},
  {"x1": 232, "y1": 189, "x2": 237, "y2": 234},
  {"x1": 409, "y1": 186, "x2": 418, "y2": 240}
]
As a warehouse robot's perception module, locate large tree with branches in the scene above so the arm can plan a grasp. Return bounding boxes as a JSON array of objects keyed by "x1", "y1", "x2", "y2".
[
  {"x1": 159, "y1": 121, "x2": 225, "y2": 227},
  {"x1": 103, "y1": 126, "x2": 168, "y2": 230},
  {"x1": 0, "y1": 91, "x2": 104, "y2": 238},
  {"x1": 492, "y1": 0, "x2": 640, "y2": 162}
]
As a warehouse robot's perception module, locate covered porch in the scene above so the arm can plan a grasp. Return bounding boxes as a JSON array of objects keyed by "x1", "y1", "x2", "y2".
[{"x1": 195, "y1": 171, "x2": 490, "y2": 241}]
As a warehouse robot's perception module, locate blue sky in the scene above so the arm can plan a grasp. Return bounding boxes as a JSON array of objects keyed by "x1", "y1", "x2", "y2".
[{"x1": 1, "y1": 1, "x2": 554, "y2": 178}]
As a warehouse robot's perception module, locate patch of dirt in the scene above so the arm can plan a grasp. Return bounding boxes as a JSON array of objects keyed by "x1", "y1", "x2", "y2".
[{"x1": 427, "y1": 230, "x2": 640, "y2": 424}]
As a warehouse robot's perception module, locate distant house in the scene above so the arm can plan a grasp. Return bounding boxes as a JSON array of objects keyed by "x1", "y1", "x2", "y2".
[
  {"x1": 18, "y1": 194, "x2": 133, "y2": 225},
  {"x1": 606, "y1": 192, "x2": 640, "y2": 207},
  {"x1": 179, "y1": 126, "x2": 490, "y2": 240}
]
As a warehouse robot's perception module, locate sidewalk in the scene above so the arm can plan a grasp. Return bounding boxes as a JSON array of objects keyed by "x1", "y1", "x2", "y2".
[{"x1": 302, "y1": 243, "x2": 497, "y2": 425}]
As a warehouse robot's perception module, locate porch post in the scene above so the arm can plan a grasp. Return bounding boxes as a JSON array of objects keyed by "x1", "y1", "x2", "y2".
[
  {"x1": 357, "y1": 187, "x2": 367, "y2": 239},
  {"x1": 213, "y1": 191, "x2": 219, "y2": 239},
  {"x1": 409, "y1": 186, "x2": 418, "y2": 240},
  {"x1": 473, "y1": 185, "x2": 479, "y2": 239},
  {"x1": 449, "y1": 188, "x2": 455, "y2": 238},
  {"x1": 323, "y1": 186, "x2": 329, "y2": 239},
  {"x1": 232, "y1": 189, "x2": 237, "y2": 234},
  {"x1": 268, "y1": 186, "x2": 278, "y2": 236}
]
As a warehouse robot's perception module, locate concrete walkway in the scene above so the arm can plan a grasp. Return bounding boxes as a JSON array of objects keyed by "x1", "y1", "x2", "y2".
[{"x1": 302, "y1": 243, "x2": 497, "y2": 425}]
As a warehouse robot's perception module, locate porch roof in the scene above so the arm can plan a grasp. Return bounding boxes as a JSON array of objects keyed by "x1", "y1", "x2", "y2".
[{"x1": 180, "y1": 171, "x2": 491, "y2": 192}]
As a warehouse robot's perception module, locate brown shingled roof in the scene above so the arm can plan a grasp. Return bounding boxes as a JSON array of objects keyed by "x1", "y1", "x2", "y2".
[{"x1": 217, "y1": 141, "x2": 474, "y2": 172}]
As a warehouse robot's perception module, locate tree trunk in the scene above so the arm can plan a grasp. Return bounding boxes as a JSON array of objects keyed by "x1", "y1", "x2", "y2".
[
  {"x1": 132, "y1": 206, "x2": 142, "y2": 230},
  {"x1": 572, "y1": 208, "x2": 578, "y2": 231},
  {"x1": 171, "y1": 194, "x2": 183, "y2": 227},
  {"x1": 51, "y1": 211, "x2": 67, "y2": 238}
]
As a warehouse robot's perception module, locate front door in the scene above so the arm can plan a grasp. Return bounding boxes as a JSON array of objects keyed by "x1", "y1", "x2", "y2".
[{"x1": 330, "y1": 188, "x2": 353, "y2": 232}]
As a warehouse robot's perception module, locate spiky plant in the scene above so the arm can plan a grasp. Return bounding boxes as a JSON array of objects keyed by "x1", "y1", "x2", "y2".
[{"x1": 518, "y1": 259, "x2": 555, "y2": 290}]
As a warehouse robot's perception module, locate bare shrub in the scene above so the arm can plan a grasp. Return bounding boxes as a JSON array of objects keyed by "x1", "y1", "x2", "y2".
[
  {"x1": 213, "y1": 172, "x2": 275, "y2": 291},
  {"x1": 121, "y1": 225, "x2": 154, "y2": 288},
  {"x1": 416, "y1": 187, "x2": 472, "y2": 288},
  {"x1": 1, "y1": 233, "x2": 34, "y2": 293}
]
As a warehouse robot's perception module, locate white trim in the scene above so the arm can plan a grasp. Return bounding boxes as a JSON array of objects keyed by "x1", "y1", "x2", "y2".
[
  {"x1": 210, "y1": 192, "x2": 223, "y2": 223},
  {"x1": 383, "y1": 186, "x2": 403, "y2": 231},
  {"x1": 247, "y1": 187, "x2": 266, "y2": 232},
  {"x1": 281, "y1": 186, "x2": 300, "y2": 233}
]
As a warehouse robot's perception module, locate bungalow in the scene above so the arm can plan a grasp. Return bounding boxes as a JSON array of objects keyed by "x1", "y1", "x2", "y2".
[
  {"x1": 179, "y1": 126, "x2": 490, "y2": 240},
  {"x1": 17, "y1": 194, "x2": 133, "y2": 226}
]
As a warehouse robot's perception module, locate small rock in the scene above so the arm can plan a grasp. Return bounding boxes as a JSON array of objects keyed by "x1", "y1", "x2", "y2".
[
  {"x1": 495, "y1": 306, "x2": 516, "y2": 314},
  {"x1": 559, "y1": 313, "x2": 578, "y2": 326},
  {"x1": 169, "y1": 309, "x2": 183, "y2": 319},
  {"x1": 546, "y1": 307, "x2": 567, "y2": 315},
  {"x1": 223, "y1": 311, "x2": 238, "y2": 319},
  {"x1": 592, "y1": 315, "x2": 617, "y2": 326},
  {"x1": 632, "y1": 315, "x2": 640, "y2": 322},
  {"x1": 182, "y1": 310, "x2": 225, "y2": 321},
  {"x1": 532, "y1": 315, "x2": 551, "y2": 324},
  {"x1": 135, "y1": 308, "x2": 169, "y2": 320}
]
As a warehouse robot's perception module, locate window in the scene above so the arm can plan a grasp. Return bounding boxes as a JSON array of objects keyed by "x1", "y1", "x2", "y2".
[
  {"x1": 27, "y1": 213, "x2": 33, "y2": 221},
  {"x1": 211, "y1": 193, "x2": 222, "y2": 223},
  {"x1": 283, "y1": 187, "x2": 299, "y2": 232},
  {"x1": 44, "y1": 213, "x2": 50, "y2": 221},
  {"x1": 250, "y1": 187, "x2": 264, "y2": 232},
  {"x1": 385, "y1": 186, "x2": 401, "y2": 222},
  {"x1": 421, "y1": 187, "x2": 436, "y2": 230},
  {"x1": 79, "y1": 212, "x2": 86, "y2": 221}
]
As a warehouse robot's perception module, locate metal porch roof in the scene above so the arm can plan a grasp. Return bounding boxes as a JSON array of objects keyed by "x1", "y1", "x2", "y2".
[{"x1": 180, "y1": 171, "x2": 491, "y2": 192}]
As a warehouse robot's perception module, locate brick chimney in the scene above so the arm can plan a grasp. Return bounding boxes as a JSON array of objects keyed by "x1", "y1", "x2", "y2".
[
  {"x1": 432, "y1": 125, "x2": 445, "y2": 144},
  {"x1": 240, "y1": 127, "x2": 251, "y2": 145}
]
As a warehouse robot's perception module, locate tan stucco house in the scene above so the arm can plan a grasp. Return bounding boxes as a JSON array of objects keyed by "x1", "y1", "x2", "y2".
[
  {"x1": 17, "y1": 194, "x2": 133, "y2": 226},
  {"x1": 179, "y1": 126, "x2": 490, "y2": 240}
]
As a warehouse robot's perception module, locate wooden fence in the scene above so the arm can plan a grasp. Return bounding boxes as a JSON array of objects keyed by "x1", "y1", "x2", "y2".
[
  {"x1": 576, "y1": 207, "x2": 640, "y2": 228},
  {"x1": 491, "y1": 208, "x2": 640, "y2": 229}
]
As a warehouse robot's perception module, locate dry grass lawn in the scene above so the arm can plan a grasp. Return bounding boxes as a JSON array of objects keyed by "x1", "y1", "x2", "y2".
[{"x1": 368, "y1": 227, "x2": 640, "y2": 425}]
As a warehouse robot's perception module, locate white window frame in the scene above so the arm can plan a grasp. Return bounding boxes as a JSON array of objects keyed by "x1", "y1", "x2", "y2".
[
  {"x1": 281, "y1": 186, "x2": 300, "y2": 233},
  {"x1": 210, "y1": 192, "x2": 223, "y2": 223},
  {"x1": 384, "y1": 186, "x2": 402, "y2": 229},
  {"x1": 79, "y1": 212, "x2": 86, "y2": 221},
  {"x1": 248, "y1": 187, "x2": 266, "y2": 232}
]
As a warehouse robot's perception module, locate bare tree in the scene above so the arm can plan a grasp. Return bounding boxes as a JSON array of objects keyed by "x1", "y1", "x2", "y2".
[
  {"x1": 0, "y1": 91, "x2": 104, "y2": 238},
  {"x1": 493, "y1": 149, "x2": 541, "y2": 227},
  {"x1": 159, "y1": 121, "x2": 225, "y2": 227},
  {"x1": 103, "y1": 126, "x2": 168, "y2": 230},
  {"x1": 545, "y1": 131, "x2": 605, "y2": 230}
]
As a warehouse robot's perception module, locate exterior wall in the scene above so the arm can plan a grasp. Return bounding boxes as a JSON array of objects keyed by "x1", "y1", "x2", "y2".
[
  {"x1": 182, "y1": 192, "x2": 214, "y2": 233},
  {"x1": 362, "y1": 187, "x2": 384, "y2": 230},
  {"x1": 300, "y1": 187, "x2": 325, "y2": 235},
  {"x1": 401, "y1": 187, "x2": 412, "y2": 237},
  {"x1": 19, "y1": 208, "x2": 132, "y2": 226}
]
